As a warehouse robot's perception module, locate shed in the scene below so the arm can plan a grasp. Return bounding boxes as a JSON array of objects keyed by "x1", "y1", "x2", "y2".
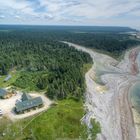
[
  {"x1": 4, "y1": 75, "x2": 12, "y2": 82},
  {"x1": 0, "y1": 89, "x2": 14, "y2": 99}
]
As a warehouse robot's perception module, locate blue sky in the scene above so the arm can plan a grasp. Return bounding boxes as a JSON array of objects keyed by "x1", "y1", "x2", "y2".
[{"x1": 0, "y1": 0, "x2": 140, "y2": 29}]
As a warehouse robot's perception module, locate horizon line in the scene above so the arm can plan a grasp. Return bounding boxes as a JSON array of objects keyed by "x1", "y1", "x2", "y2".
[{"x1": 0, "y1": 24, "x2": 139, "y2": 31}]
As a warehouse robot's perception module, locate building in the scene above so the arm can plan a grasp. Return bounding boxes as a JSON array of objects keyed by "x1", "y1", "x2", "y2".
[
  {"x1": 22, "y1": 92, "x2": 32, "y2": 101},
  {"x1": 0, "y1": 88, "x2": 15, "y2": 99},
  {"x1": 15, "y1": 93, "x2": 44, "y2": 114},
  {"x1": 4, "y1": 75, "x2": 12, "y2": 82}
]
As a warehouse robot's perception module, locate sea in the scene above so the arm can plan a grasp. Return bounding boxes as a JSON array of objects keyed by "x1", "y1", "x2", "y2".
[{"x1": 129, "y1": 52, "x2": 140, "y2": 114}]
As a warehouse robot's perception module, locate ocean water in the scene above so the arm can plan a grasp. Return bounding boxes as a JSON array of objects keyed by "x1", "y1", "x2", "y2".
[
  {"x1": 130, "y1": 82, "x2": 140, "y2": 114},
  {"x1": 129, "y1": 52, "x2": 140, "y2": 114},
  {"x1": 137, "y1": 52, "x2": 140, "y2": 69}
]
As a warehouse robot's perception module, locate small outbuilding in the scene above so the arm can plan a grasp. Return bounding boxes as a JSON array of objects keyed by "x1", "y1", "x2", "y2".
[
  {"x1": 15, "y1": 93, "x2": 44, "y2": 114},
  {"x1": 0, "y1": 89, "x2": 14, "y2": 99},
  {"x1": 4, "y1": 75, "x2": 12, "y2": 82}
]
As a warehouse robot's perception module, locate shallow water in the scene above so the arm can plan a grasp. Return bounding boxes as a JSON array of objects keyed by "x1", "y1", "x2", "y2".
[
  {"x1": 130, "y1": 82, "x2": 140, "y2": 114},
  {"x1": 137, "y1": 52, "x2": 140, "y2": 70},
  {"x1": 130, "y1": 52, "x2": 140, "y2": 114}
]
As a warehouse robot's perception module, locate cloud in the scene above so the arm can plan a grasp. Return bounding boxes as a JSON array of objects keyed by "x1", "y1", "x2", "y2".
[
  {"x1": 14, "y1": 15, "x2": 21, "y2": 19},
  {"x1": 0, "y1": 0, "x2": 140, "y2": 29},
  {"x1": 0, "y1": 15, "x2": 5, "y2": 19}
]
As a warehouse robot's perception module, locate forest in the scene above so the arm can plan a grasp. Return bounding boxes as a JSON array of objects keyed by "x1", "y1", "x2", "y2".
[
  {"x1": 2, "y1": 25, "x2": 138, "y2": 58},
  {"x1": 0, "y1": 30, "x2": 92, "y2": 100},
  {"x1": 0, "y1": 26, "x2": 100, "y2": 140},
  {"x1": 0, "y1": 26, "x2": 140, "y2": 99},
  {"x1": 59, "y1": 32, "x2": 140, "y2": 58},
  {"x1": 0, "y1": 25, "x2": 139, "y2": 140}
]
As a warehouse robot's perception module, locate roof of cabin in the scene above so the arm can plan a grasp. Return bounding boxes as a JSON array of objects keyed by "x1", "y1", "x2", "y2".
[
  {"x1": 15, "y1": 97, "x2": 43, "y2": 112},
  {"x1": 0, "y1": 89, "x2": 8, "y2": 97},
  {"x1": 22, "y1": 92, "x2": 31, "y2": 101}
]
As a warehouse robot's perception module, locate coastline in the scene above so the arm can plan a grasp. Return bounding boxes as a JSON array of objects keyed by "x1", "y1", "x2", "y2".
[
  {"x1": 132, "y1": 108, "x2": 140, "y2": 139},
  {"x1": 129, "y1": 47, "x2": 140, "y2": 140},
  {"x1": 63, "y1": 41, "x2": 140, "y2": 140}
]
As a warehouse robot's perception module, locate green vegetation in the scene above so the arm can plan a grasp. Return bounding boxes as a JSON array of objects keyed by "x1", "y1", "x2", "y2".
[
  {"x1": 0, "y1": 71, "x2": 20, "y2": 87},
  {"x1": 59, "y1": 32, "x2": 140, "y2": 58},
  {"x1": 0, "y1": 31, "x2": 92, "y2": 99},
  {"x1": 13, "y1": 71, "x2": 48, "y2": 91},
  {"x1": 0, "y1": 26, "x2": 101, "y2": 139},
  {"x1": 89, "y1": 119, "x2": 101, "y2": 140},
  {"x1": 0, "y1": 99, "x2": 100, "y2": 140},
  {"x1": 2, "y1": 25, "x2": 139, "y2": 139},
  {"x1": 0, "y1": 26, "x2": 139, "y2": 94}
]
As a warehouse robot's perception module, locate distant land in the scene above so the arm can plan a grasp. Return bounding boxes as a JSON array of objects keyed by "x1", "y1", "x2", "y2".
[{"x1": 0, "y1": 25, "x2": 138, "y2": 33}]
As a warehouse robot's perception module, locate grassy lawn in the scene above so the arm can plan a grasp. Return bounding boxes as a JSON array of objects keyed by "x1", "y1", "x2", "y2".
[
  {"x1": 82, "y1": 64, "x2": 92, "y2": 74},
  {"x1": 0, "y1": 99, "x2": 100, "y2": 140}
]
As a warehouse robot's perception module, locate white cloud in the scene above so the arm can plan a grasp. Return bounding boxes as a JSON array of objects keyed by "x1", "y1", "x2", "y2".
[
  {"x1": 0, "y1": 15, "x2": 5, "y2": 19},
  {"x1": 14, "y1": 15, "x2": 21, "y2": 19},
  {"x1": 0, "y1": 0, "x2": 140, "y2": 29}
]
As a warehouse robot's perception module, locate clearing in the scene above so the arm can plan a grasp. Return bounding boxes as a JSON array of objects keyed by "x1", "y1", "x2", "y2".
[{"x1": 0, "y1": 91, "x2": 52, "y2": 121}]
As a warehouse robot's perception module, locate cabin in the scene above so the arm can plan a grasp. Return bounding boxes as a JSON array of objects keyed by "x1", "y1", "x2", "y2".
[
  {"x1": 15, "y1": 93, "x2": 44, "y2": 114},
  {"x1": 0, "y1": 89, "x2": 15, "y2": 99}
]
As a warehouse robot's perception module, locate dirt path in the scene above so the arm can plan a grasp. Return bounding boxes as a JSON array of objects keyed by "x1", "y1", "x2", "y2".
[{"x1": 63, "y1": 41, "x2": 140, "y2": 140}]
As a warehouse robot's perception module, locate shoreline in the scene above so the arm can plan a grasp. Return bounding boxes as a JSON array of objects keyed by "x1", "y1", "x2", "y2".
[
  {"x1": 63, "y1": 41, "x2": 140, "y2": 140},
  {"x1": 128, "y1": 47, "x2": 140, "y2": 140},
  {"x1": 132, "y1": 108, "x2": 140, "y2": 139},
  {"x1": 129, "y1": 80, "x2": 140, "y2": 140}
]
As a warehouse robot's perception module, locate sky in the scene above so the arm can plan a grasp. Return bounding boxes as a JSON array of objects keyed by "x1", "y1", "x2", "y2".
[{"x1": 0, "y1": 0, "x2": 140, "y2": 30}]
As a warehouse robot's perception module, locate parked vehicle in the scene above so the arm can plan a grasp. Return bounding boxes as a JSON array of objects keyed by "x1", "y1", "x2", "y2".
[{"x1": 0, "y1": 109, "x2": 3, "y2": 116}]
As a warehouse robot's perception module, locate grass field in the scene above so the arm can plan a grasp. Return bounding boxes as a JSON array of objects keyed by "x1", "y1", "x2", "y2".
[{"x1": 0, "y1": 99, "x2": 100, "y2": 140}]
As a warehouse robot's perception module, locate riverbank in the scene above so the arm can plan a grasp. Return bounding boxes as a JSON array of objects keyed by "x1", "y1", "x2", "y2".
[{"x1": 63, "y1": 41, "x2": 140, "y2": 140}]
